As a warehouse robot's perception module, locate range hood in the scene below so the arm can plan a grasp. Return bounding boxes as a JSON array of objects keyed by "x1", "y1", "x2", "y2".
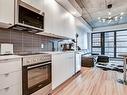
[
  {"x1": 0, "y1": 0, "x2": 44, "y2": 33},
  {"x1": 11, "y1": 0, "x2": 44, "y2": 33}
]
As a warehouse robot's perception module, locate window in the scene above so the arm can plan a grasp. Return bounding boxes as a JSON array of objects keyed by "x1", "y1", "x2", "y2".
[
  {"x1": 91, "y1": 30, "x2": 127, "y2": 58},
  {"x1": 104, "y1": 32, "x2": 115, "y2": 57},
  {"x1": 116, "y1": 31, "x2": 127, "y2": 57},
  {"x1": 91, "y1": 33, "x2": 101, "y2": 54}
]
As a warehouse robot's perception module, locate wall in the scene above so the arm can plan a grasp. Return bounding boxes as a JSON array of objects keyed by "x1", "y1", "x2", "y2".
[
  {"x1": 0, "y1": 28, "x2": 57, "y2": 54},
  {"x1": 75, "y1": 18, "x2": 92, "y2": 50},
  {"x1": 42, "y1": 0, "x2": 92, "y2": 49},
  {"x1": 76, "y1": 27, "x2": 90, "y2": 50}
]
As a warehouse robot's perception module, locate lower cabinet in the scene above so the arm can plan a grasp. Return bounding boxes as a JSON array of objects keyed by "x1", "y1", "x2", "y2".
[
  {"x1": 0, "y1": 84, "x2": 22, "y2": 95},
  {"x1": 52, "y1": 52, "x2": 75, "y2": 90},
  {"x1": 0, "y1": 58, "x2": 22, "y2": 95}
]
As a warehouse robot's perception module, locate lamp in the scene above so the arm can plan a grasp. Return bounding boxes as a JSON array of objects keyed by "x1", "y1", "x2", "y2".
[{"x1": 98, "y1": 4, "x2": 124, "y2": 24}]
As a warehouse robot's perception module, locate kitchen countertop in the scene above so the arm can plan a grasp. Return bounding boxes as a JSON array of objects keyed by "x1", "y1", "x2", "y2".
[
  {"x1": 0, "y1": 55, "x2": 22, "y2": 60},
  {"x1": 43, "y1": 51, "x2": 75, "y2": 54},
  {"x1": 0, "y1": 51, "x2": 77, "y2": 60}
]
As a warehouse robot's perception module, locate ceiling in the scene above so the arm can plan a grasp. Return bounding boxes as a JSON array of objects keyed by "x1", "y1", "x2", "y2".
[{"x1": 75, "y1": 0, "x2": 127, "y2": 28}]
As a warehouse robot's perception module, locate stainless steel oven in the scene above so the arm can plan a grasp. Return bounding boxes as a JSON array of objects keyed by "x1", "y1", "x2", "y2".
[{"x1": 21, "y1": 54, "x2": 52, "y2": 95}]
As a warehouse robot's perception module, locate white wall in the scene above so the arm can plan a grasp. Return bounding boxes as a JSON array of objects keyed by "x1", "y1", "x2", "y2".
[
  {"x1": 43, "y1": 0, "x2": 92, "y2": 49},
  {"x1": 75, "y1": 18, "x2": 91, "y2": 49}
]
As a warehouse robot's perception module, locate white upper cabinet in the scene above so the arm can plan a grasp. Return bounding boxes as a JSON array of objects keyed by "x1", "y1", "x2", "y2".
[
  {"x1": 39, "y1": 0, "x2": 75, "y2": 39},
  {"x1": 21, "y1": 0, "x2": 43, "y2": 11},
  {"x1": 0, "y1": 0, "x2": 15, "y2": 28},
  {"x1": 0, "y1": 0, "x2": 44, "y2": 28}
]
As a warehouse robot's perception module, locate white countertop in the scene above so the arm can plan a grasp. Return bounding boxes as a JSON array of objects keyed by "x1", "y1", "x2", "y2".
[
  {"x1": 0, "y1": 51, "x2": 76, "y2": 60},
  {"x1": 0, "y1": 55, "x2": 22, "y2": 60},
  {"x1": 43, "y1": 51, "x2": 75, "y2": 54}
]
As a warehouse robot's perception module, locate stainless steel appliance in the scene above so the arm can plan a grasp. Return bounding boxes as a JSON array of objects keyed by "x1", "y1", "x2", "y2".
[
  {"x1": 21, "y1": 53, "x2": 52, "y2": 95},
  {"x1": 0, "y1": 43, "x2": 13, "y2": 55},
  {"x1": 10, "y1": 0, "x2": 44, "y2": 33}
]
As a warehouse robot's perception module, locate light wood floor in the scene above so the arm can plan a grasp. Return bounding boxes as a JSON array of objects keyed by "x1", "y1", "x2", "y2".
[{"x1": 52, "y1": 67, "x2": 127, "y2": 95}]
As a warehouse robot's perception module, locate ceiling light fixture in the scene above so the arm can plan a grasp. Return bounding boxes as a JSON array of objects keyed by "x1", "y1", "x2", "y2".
[{"x1": 98, "y1": 4, "x2": 124, "y2": 24}]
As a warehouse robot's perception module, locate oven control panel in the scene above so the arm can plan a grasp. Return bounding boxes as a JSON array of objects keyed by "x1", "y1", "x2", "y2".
[{"x1": 22, "y1": 54, "x2": 51, "y2": 66}]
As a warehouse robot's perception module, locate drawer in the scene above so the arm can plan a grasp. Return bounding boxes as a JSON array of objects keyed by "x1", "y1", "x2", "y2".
[
  {"x1": 0, "y1": 71, "x2": 22, "y2": 89},
  {"x1": 0, "y1": 84, "x2": 22, "y2": 95},
  {"x1": 0, "y1": 58, "x2": 21, "y2": 74}
]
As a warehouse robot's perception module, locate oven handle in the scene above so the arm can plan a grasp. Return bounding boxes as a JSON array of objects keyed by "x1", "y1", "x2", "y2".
[{"x1": 27, "y1": 62, "x2": 51, "y2": 69}]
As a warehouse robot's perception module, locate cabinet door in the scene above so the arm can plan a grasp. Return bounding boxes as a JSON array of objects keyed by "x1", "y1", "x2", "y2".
[
  {"x1": 63, "y1": 14, "x2": 76, "y2": 39},
  {"x1": 52, "y1": 54, "x2": 67, "y2": 90},
  {"x1": 65, "y1": 53, "x2": 75, "y2": 78},
  {"x1": 0, "y1": 0, "x2": 14, "y2": 27},
  {"x1": 21, "y1": 0, "x2": 43, "y2": 11}
]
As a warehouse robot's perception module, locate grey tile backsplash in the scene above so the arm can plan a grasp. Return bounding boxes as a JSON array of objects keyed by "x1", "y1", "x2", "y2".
[{"x1": 0, "y1": 28, "x2": 57, "y2": 54}]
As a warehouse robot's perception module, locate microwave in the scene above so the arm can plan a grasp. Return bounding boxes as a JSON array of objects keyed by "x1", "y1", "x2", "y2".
[{"x1": 10, "y1": 0, "x2": 44, "y2": 33}]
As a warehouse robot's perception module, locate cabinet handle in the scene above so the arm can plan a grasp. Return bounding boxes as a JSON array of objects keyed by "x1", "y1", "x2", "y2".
[
  {"x1": 4, "y1": 87, "x2": 10, "y2": 90},
  {"x1": 4, "y1": 73, "x2": 10, "y2": 76}
]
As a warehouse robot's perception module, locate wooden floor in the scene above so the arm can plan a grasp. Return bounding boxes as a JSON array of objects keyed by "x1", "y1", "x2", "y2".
[{"x1": 52, "y1": 67, "x2": 127, "y2": 95}]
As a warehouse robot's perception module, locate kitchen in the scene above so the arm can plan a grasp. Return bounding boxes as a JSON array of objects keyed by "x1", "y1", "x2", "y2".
[
  {"x1": 0, "y1": 0, "x2": 90, "y2": 95},
  {"x1": 1, "y1": 0, "x2": 127, "y2": 95}
]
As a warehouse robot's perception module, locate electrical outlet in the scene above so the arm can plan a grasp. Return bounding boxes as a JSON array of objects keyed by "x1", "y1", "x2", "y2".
[{"x1": 41, "y1": 44, "x2": 44, "y2": 49}]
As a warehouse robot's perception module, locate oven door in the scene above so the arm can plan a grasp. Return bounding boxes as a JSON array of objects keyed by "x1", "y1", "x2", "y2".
[{"x1": 22, "y1": 61, "x2": 51, "y2": 95}]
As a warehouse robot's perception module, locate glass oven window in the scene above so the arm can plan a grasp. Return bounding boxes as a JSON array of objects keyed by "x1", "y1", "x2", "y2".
[{"x1": 28, "y1": 64, "x2": 50, "y2": 88}]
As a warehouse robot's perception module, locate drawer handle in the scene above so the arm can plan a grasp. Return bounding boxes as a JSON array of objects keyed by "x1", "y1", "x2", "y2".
[
  {"x1": 4, "y1": 73, "x2": 10, "y2": 76},
  {"x1": 4, "y1": 87, "x2": 10, "y2": 90}
]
